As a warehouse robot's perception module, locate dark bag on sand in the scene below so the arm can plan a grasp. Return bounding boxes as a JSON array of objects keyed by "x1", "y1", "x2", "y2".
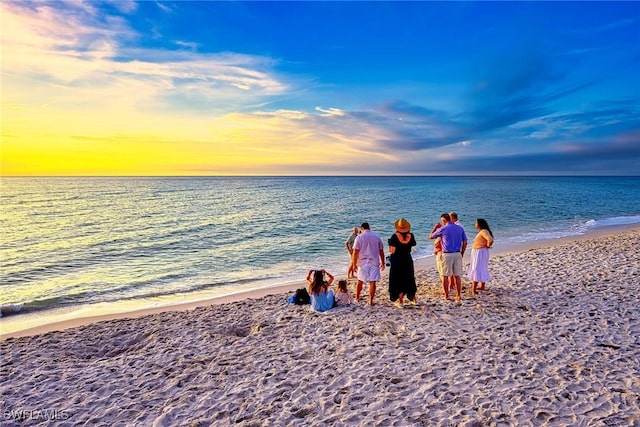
[{"x1": 294, "y1": 288, "x2": 311, "y2": 305}]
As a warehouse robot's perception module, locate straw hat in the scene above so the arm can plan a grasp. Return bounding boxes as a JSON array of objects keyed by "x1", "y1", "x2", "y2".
[{"x1": 394, "y1": 218, "x2": 411, "y2": 233}]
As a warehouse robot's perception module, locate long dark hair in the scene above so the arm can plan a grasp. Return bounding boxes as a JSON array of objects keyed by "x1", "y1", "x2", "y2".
[
  {"x1": 310, "y1": 270, "x2": 326, "y2": 295},
  {"x1": 477, "y1": 218, "x2": 493, "y2": 237}
]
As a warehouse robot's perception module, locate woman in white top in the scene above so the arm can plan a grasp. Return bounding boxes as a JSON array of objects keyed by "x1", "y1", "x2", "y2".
[{"x1": 467, "y1": 218, "x2": 494, "y2": 295}]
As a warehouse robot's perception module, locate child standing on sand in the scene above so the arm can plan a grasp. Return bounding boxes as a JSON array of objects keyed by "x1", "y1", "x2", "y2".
[{"x1": 333, "y1": 279, "x2": 353, "y2": 306}]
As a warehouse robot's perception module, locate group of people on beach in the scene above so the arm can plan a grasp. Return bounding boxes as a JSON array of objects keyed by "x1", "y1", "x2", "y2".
[{"x1": 303, "y1": 213, "x2": 494, "y2": 312}]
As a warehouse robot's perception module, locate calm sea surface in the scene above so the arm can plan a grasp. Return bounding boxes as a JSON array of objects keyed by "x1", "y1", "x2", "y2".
[{"x1": 1, "y1": 176, "x2": 639, "y2": 332}]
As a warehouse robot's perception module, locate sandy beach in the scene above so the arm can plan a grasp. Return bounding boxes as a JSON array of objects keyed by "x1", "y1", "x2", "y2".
[{"x1": 1, "y1": 227, "x2": 639, "y2": 426}]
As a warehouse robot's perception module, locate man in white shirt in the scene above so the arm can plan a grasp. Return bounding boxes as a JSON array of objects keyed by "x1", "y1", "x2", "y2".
[
  {"x1": 450, "y1": 212, "x2": 465, "y2": 231},
  {"x1": 348, "y1": 222, "x2": 385, "y2": 306}
]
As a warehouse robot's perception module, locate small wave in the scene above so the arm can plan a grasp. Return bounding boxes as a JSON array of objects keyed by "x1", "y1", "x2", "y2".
[
  {"x1": 412, "y1": 246, "x2": 435, "y2": 261},
  {"x1": 583, "y1": 215, "x2": 640, "y2": 228},
  {"x1": 0, "y1": 273, "x2": 290, "y2": 320},
  {"x1": 502, "y1": 215, "x2": 640, "y2": 244},
  {"x1": 0, "y1": 294, "x2": 69, "y2": 317},
  {"x1": 0, "y1": 303, "x2": 25, "y2": 318}
]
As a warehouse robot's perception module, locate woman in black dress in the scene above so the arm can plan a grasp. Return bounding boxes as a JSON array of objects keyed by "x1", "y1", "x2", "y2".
[{"x1": 388, "y1": 218, "x2": 418, "y2": 307}]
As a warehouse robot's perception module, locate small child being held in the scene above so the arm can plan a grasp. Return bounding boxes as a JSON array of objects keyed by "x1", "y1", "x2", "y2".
[
  {"x1": 432, "y1": 222, "x2": 443, "y2": 256},
  {"x1": 333, "y1": 279, "x2": 353, "y2": 306},
  {"x1": 433, "y1": 237, "x2": 443, "y2": 256},
  {"x1": 433, "y1": 222, "x2": 444, "y2": 282}
]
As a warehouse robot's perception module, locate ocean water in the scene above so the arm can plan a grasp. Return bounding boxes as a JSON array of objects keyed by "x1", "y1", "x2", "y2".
[{"x1": 1, "y1": 176, "x2": 639, "y2": 332}]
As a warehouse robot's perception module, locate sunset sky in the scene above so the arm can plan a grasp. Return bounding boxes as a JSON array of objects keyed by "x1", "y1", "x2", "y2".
[{"x1": 1, "y1": 1, "x2": 639, "y2": 176}]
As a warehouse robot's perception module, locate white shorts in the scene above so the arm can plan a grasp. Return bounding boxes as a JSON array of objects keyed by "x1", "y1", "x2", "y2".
[
  {"x1": 358, "y1": 263, "x2": 381, "y2": 283},
  {"x1": 438, "y1": 252, "x2": 462, "y2": 276}
]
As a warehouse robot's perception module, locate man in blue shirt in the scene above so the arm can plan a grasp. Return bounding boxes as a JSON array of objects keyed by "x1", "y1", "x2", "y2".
[{"x1": 430, "y1": 213, "x2": 468, "y2": 301}]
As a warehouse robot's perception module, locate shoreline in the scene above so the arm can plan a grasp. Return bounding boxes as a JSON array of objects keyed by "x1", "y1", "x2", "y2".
[{"x1": 2, "y1": 223, "x2": 638, "y2": 340}]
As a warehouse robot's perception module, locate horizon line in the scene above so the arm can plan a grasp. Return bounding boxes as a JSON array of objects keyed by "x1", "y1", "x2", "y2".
[{"x1": 2, "y1": 174, "x2": 639, "y2": 179}]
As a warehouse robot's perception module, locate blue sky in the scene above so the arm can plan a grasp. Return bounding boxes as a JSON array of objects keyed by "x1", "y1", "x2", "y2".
[{"x1": 2, "y1": 1, "x2": 639, "y2": 175}]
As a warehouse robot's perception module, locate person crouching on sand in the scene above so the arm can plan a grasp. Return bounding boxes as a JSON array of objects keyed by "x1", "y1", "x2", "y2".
[{"x1": 306, "y1": 269, "x2": 335, "y2": 312}]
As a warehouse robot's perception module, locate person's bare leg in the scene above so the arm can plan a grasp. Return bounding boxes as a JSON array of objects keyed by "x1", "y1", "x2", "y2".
[
  {"x1": 355, "y1": 280, "x2": 363, "y2": 302},
  {"x1": 454, "y1": 275, "x2": 462, "y2": 301},
  {"x1": 477, "y1": 282, "x2": 485, "y2": 290},
  {"x1": 472, "y1": 281, "x2": 478, "y2": 296},
  {"x1": 368, "y1": 281, "x2": 376, "y2": 306},
  {"x1": 442, "y1": 276, "x2": 449, "y2": 300}
]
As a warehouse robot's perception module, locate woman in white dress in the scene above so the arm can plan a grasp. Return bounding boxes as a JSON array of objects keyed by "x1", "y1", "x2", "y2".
[{"x1": 467, "y1": 218, "x2": 494, "y2": 295}]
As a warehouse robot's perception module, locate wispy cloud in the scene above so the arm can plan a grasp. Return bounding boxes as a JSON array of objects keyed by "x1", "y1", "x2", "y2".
[
  {"x1": 1, "y1": 2, "x2": 289, "y2": 117},
  {"x1": 154, "y1": 1, "x2": 172, "y2": 15}
]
